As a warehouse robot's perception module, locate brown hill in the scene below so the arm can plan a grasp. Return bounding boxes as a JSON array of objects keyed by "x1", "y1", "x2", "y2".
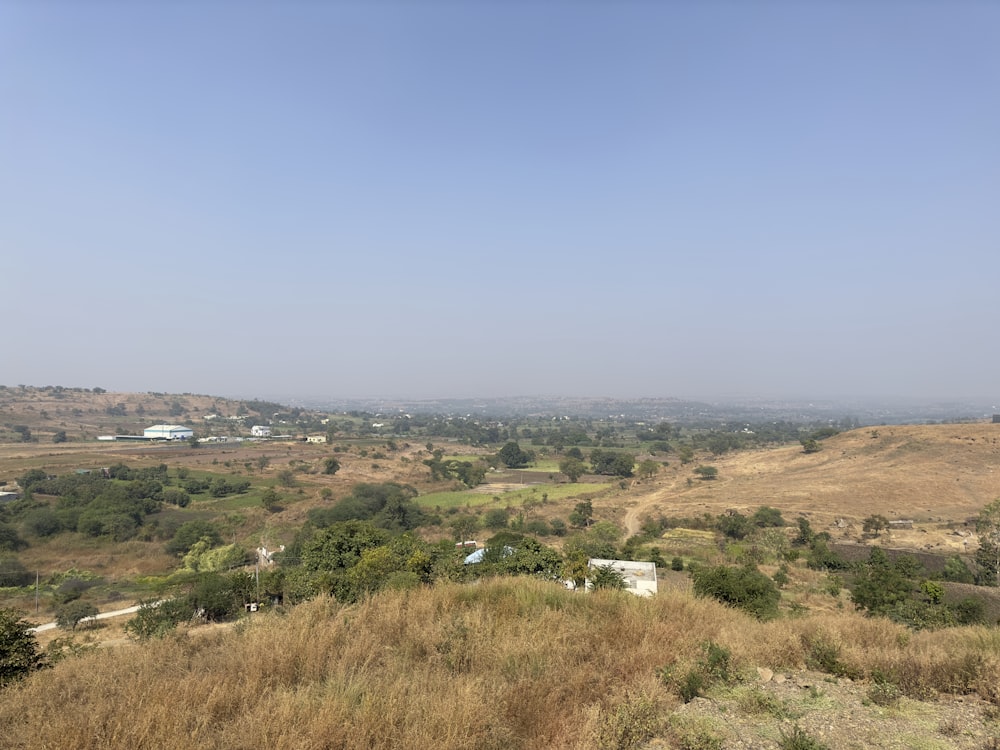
[
  {"x1": 0, "y1": 385, "x2": 277, "y2": 442},
  {"x1": 621, "y1": 423, "x2": 1000, "y2": 554}
]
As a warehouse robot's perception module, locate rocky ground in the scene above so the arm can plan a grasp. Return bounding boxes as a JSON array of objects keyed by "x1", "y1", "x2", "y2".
[{"x1": 654, "y1": 668, "x2": 999, "y2": 750}]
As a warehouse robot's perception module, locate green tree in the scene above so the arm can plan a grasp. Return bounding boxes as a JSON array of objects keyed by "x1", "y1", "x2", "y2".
[
  {"x1": 497, "y1": 441, "x2": 532, "y2": 469},
  {"x1": 637, "y1": 460, "x2": 661, "y2": 480},
  {"x1": 261, "y1": 488, "x2": 281, "y2": 513},
  {"x1": 55, "y1": 601, "x2": 98, "y2": 631},
  {"x1": 124, "y1": 598, "x2": 190, "y2": 641},
  {"x1": 323, "y1": 457, "x2": 341, "y2": 475},
  {"x1": 862, "y1": 514, "x2": 889, "y2": 538},
  {"x1": 800, "y1": 438, "x2": 821, "y2": 454},
  {"x1": 692, "y1": 564, "x2": 780, "y2": 620},
  {"x1": 590, "y1": 449, "x2": 635, "y2": 477},
  {"x1": 559, "y1": 457, "x2": 586, "y2": 482},
  {"x1": 975, "y1": 498, "x2": 1000, "y2": 585},
  {"x1": 0, "y1": 522, "x2": 27, "y2": 552},
  {"x1": 568, "y1": 500, "x2": 594, "y2": 528},
  {"x1": 301, "y1": 520, "x2": 389, "y2": 572},
  {"x1": 716, "y1": 512, "x2": 752, "y2": 540},
  {"x1": 52, "y1": 430, "x2": 67, "y2": 444},
  {"x1": 850, "y1": 547, "x2": 916, "y2": 616},
  {"x1": 588, "y1": 564, "x2": 626, "y2": 591},
  {"x1": 166, "y1": 521, "x2": 222, "y2": 556},
  {"x1": 0, "y1": 608, "x2": 45, "y2": 686},
  {"x1": 693, "y1": 465, "x2": 718, "y2": 481},
  {"x1": 751, "y1": 506, "x2": 785, "y2": 528},
  {"x1": 276, "y1": 469, "x2": 296, "y2": 487}
]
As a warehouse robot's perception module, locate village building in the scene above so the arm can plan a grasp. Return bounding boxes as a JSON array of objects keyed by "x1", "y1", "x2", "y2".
[
  {"x1": 143, "y1": 424, "x2": 194, "y2": 440},
  {"x1": 586, "y1": 558, "x2": 658, "y2": 597}
]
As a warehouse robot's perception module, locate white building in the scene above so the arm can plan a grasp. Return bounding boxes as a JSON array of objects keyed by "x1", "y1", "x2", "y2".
[
  {"x1": 306, "y1": 434, "x2": 327, "y2": 444},
  {"x1": 251, "y1": 425, "x2": 271, "y2": 438},
  {"x1": 586, "y1": 559, "x2": 658, "y2": 597},
  {"x1": 143, "y1": 424, "x2": 194, "y2": 440}
]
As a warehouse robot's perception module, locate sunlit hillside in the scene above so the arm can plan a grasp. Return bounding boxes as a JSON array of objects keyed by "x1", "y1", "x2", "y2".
[{"x1": 2, "y1": 580, "x2": 1000, "y2": 749}]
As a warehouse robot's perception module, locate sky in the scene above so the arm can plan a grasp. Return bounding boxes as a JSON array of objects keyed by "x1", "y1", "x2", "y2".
[{"x1": 2, "y1": 1, "x2": 999, "y2": 402}]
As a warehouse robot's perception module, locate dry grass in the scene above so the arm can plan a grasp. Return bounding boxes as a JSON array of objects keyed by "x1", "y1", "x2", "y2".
[
  {"x1": 621, "y1": 423, "x2": 1000, "y2": 545},
  {"x1": 2, "y1": 579, "x2": 999, "y2": 749}
]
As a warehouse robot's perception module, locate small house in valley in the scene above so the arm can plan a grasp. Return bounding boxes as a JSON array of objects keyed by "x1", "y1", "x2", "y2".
[{"x1": 586, "y1": 558, "x2": 658, "y2": 597}]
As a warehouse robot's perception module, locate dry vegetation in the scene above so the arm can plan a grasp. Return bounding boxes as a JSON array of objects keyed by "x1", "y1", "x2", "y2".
[
  {"x1": 4, "y1": 388, "x2": 1000, "y2": 748},
  {"x1": 2, "y1": 580, "x2": 999, "y2": 749}
]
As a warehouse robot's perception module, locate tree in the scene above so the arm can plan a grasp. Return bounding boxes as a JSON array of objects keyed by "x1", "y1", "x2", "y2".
[
  {"x1": 862, "y1": 514, "x2": 889, "y2": 538},
  {"x1": 850, "y1": 547, "x2": 916, "y2": 616},
  {"x1": 751, "y1": 506, "x2": 785, "y2": 528},
  {"x1": 559, "y1": 457, "x2": 586, "y2": 483},
  {"x1": 716, "y1": 512, "x2": 752, "y2": 540},
  {"x1": 975, "y1": 498, "x2": 1000, "y2": 585},
  {"x1": 0, "y1": 608, "x2": 44, "y2": 686},
  {"x1": 52, "y1": 430, "x2": 67, "y2": 444},
  {"x1": 261, "y1": 488, "x2": 282, "y2": 513},
  {"x1": 166, "y1": 520, "x2": 222, "y2": 556},
  {"x1": 323, "y1": 457, "x2": 341, "y2": 475},
  {"x1": 693, "y1": 465, "x2": 718, "y2": 481},
  {"x1": 568, "y1": 500, "x2": 594, "y2": 528},
  {"x1": 498, "y1": 441, "x2": 532, "y2": 469},
  {"x1": 0, "y1": 523, "x2": 27, "y2": 552},
  {"x1": 55, "y1": 601, "x2": 98, "y2": 631},
  {"x1": 637, "y1": 460, "x2": 661, "y2": 480},
  {"x1": 588, "y1": 564, "x2": 626, "y2": 591},
  {"x1": 589, "y1": 449, "x2": 635, "y2": 477},
  {"x1": 800, "y1": 438, "x2": 821, "y2": 454},
  {"x1": 276, "y1": 469, "x2": 296, "y2": 487},
  {"x1": 12, "y1": 425, "x2": 32, "y2": 442}
]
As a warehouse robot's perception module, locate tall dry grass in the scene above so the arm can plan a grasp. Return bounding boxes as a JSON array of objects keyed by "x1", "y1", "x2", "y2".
[{"x1": 0, "y1": 579, "x2": 997, "y2": 749}]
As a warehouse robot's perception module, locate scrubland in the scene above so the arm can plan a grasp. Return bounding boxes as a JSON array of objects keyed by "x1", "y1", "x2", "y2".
[{"x1": 2, "y1": 578, "x2": 999, "y2": 749}]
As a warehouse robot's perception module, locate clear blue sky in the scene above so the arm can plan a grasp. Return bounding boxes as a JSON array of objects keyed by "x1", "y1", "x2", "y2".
[{"x1": 2, "y1": 2, "x2": 998, "y2": 401}]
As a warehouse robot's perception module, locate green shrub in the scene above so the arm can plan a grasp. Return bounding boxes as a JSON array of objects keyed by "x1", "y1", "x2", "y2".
[
  {"x1": 692, "y1": 563, "x2": 780, "y2": 620},
  {"x1": 778, "y1": 725, "x2": 830, "y2": 750},
  {"x1": 124, "y1": 598, "x2": 190, "y2": 640}
]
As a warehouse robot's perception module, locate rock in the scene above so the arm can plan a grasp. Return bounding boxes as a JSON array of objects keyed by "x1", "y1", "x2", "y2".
[
  {"x1": 773, "y1": 674, "x2": 787, "y2": 684},
  {"x1": 756, "y1": 667, "x2": 773, "y2": 682}
]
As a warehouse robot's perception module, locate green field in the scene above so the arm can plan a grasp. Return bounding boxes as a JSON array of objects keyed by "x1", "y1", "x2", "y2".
[{"x1": 416, "y1": 481, "x2": 611, "y2": 510}]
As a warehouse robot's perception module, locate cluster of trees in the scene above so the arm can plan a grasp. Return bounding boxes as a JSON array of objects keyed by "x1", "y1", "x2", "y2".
[
  {"x1": 423, "y1": 449, "x2": 487, "y2": 487},
  {"x1": 306, "y1": 483, "x2": 426, "y2": 533},
  {"x1": 588, "y1": 449, "x2": 635, "y2": 477},
  {"x1": 850, "y1": 547, "x2": 987, "y2": 628}
]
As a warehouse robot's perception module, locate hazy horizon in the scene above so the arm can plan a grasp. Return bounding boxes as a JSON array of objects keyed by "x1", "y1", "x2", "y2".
[{"x1": 3, "y1": 3, "x2": 998, "y2": 402}]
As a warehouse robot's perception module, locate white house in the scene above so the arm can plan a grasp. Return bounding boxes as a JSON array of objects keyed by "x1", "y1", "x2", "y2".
[
  {"x1": 306, "y1": 434, "x2": 327, "y2": 444},
  {"x1": 251, "y1": 425, "x2": 271, "y2": 438},
  {"x1": 143, "y1": 424, "x2": 194, "y2": 440},
  {"x1": 586, "y1": 559, "x2": 658, "y2": 597}
]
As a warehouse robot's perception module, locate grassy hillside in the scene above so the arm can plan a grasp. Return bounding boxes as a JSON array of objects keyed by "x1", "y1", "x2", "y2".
[{"x1": 2, "y1": 579, "x2": 999, "y2": 749}]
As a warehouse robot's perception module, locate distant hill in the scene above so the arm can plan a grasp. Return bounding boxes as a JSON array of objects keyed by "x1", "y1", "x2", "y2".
[{"x1": 0, "y1": 385, "x2": 294, "y2": 443}]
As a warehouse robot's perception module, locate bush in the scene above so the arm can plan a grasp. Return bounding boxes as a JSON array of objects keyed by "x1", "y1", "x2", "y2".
[
  {"x1": 55, "y1": 601, "x2": 98, "y2": 631},
  {"x1": 0, "y1": 555, "x2": 33, "y2": 587},
  {"x1": 692, "y1": 564, "x2": 780, "y2": 620},
  {"x1": 124, "y1": 599, "x2": 190, "y2": 640},
  {"x1": 0, "y1": 608, "x2": 45, "y2": 686},
  {"x1": 778, "y1": 725, "x2": 830, "y2": 750}
]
